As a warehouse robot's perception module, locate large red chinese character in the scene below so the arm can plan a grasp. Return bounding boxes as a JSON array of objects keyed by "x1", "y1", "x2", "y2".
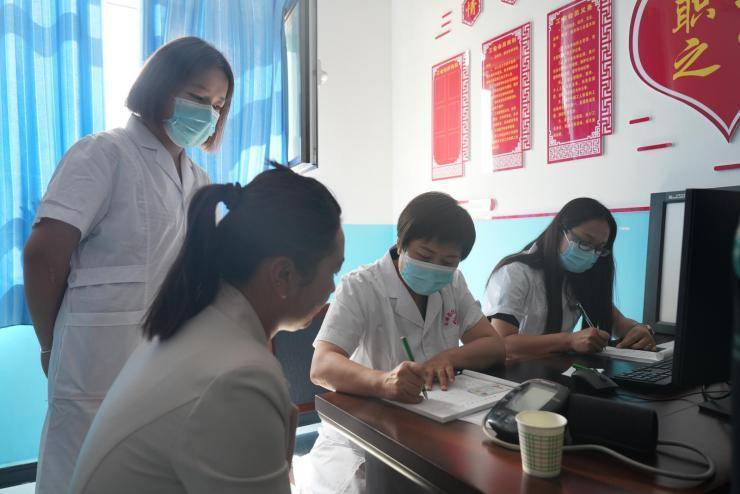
[
  {"x1": 630, "y1": 0, "x2": 739, "y2": 141},
  {"x1": 462, "y1": 0, "x2": 482, "y2": 26}
]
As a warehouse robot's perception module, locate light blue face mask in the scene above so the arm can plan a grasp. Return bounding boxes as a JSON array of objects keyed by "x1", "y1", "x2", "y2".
[
  {"x1": 559, "y1": 233, "x2": 600, "y2": 274},
  {"x1": 399, "y1": 251, "x2": 457, "y2": 296},
  {"x1": 164, "y1": 97, "x2": 219, "y2": 148}
]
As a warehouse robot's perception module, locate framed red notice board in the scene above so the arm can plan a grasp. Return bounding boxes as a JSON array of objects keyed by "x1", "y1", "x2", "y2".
[
  {"x1": 482, "y1": 22, "x2": 531, "y2": 172},
  {"x1": 547, "y1": 0, "x2": 613, "y2": 164},
  {"x1": 432, "y1": 52, "x2": 470, "y2": 180}
]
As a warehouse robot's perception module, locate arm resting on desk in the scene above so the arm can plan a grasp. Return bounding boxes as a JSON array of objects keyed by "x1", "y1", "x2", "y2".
[
  {"x1": 491, "y1": 317, "x2": 571, "y2": 357},
  {"x1": 421, "y1": 317, "x2": 506, "y2": 389},
  {"x1": 311, "y1": 341, "x2": 384, "y2": 396},
  {"x1": 611, "y1": 307, "x2": 656, "y2": 350},
  {"x1": 311, "y1": 341, "x2": 426, "y2": 404},
  {"x1": 490, "y1": 317, "x2": 609, "y2": 357}
]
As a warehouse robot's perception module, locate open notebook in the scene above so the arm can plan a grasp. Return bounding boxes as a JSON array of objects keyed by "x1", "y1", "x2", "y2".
[
  {"x1": 384, "y1": 370, "x2": 517, "y2": 423},
  {"x1": 599, "y1": 340, "x2": 674, "y2": 363}
]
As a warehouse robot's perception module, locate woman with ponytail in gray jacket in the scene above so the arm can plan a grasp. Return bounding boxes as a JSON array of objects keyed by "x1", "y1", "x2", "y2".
[{"x1": 69, "y1": 167, "x2": 345, "y2": 494}]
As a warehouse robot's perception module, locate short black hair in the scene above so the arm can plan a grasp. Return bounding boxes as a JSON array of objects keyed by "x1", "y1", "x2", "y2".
[
  {"x1": 126, "y1": 36, "x2": 234, "y2": 151},
  {"x1": 396, "y1": 192, "x2": 476, "y2": 260}
]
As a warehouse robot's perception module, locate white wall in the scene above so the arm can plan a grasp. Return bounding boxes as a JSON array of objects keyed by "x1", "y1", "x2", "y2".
[
  {"x1": 311, "y1": 0, "x2": 394, "y2": 224},
  {"x1": 390, "y1": 0, "x2": 740, "y2": 218}
]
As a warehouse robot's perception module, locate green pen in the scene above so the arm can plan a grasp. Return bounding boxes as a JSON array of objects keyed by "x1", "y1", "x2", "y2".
[
  {"x1": 400, "y1": 336, "x2": 428, "y2": 399},
  {"x1": 571, "y1": 363, "x2": 597, "y2": 373}
]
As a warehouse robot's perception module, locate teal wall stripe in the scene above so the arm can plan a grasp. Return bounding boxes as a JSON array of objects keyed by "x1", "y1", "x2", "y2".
[{"x1": 0, "y1": 214, "x2": 650, "y2": 467}]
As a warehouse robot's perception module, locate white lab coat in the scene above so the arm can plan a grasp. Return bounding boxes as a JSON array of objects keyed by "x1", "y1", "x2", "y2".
[
  {"x1": 69, "y1": 282, "x2": 298, "y2": 494},
  {"x1": 294, "y1": 248, "x2": 485, "y2": 494},
  {"x1": 482, "y1": 259, "x2": 580, "y2": 334},
  {"x1": 33, "y1": 115, "x2": 209, "y2": 494}
]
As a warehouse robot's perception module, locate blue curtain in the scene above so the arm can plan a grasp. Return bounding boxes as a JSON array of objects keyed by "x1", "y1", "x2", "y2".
[
  {"x1": 0, "y1": 0, "x2": 105, "y2": 329},
  {"x1": 143, "y1": 0, "x2": 289, "y2": 185}
]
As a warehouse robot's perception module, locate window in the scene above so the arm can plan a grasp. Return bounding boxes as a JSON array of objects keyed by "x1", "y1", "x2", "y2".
[
  {"x1": 102, "y1": 0, "x2": 143, "y2": 130},
  {"x1": 283, "y1": 0, "x2": 318, "y2": 172}
]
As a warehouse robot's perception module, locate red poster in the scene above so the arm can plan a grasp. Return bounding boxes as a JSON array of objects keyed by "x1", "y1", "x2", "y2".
[
  {"x1": 630, "y1": 1, "x2": 739, "y2": 142},
  {"x1": 547, "y1": 0, "x2": 613, "y2": 164},
  {"x1": 432, "y1": 52, "x2": 470, "y2": 180},
  {"x1": 482, "y1": 23, "x2": 531, "y2": 172}
]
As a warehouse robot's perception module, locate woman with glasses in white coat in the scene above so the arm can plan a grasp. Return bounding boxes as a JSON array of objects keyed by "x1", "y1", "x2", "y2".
[
  {"x1": 482, "y1": 197, "x2": 656, "y2": 358},
  {"x1": 23, "y1": 37, "x2": 233, "y2": 493},
  {"x1": 70, "y1": 167, "x2": 345, "y2": 493},
  {"x1": 295, "y1": 192, "x2": 506, "y2": 494}
]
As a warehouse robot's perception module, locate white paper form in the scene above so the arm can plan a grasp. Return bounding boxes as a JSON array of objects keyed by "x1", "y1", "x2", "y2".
[
  {"x1": 598, "y1": 341, "x2": 674, "y2": 363},
  {"x1": 385, "y1": 371, "x2": 517, "y2": 423}
]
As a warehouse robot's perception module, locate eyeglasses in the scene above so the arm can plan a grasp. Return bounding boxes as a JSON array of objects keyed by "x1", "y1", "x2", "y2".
[{"x1": 564, "y1": 231, "x2": 611, "y2": 257}]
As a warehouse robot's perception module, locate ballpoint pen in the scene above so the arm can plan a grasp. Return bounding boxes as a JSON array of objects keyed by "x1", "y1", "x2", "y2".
[
  {"x1": 577, "y1": 302, "x2": 610, "y2": 348},
  {"x1": 576, "y1": 302, "x2": 596, "y2": 329},
  {"x1": 400, "y1": 336, "x2": 428, "y2": 399}
]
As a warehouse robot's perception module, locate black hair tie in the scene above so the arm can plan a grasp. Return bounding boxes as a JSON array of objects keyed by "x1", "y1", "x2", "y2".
[{"x1": 222, "y1": 183, "x2": 244, "y2": 211}]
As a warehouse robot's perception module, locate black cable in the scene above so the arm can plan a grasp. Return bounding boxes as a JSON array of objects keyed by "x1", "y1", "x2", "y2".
[{"x1": 481, "y1": 418, "x2": 715, "y2": 481}]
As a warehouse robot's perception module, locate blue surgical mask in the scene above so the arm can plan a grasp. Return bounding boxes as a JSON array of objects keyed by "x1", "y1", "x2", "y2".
[
  {"x1": 164, "y1": 97, "x2": 219, "y2": 148},
  {"x1": 399, "y1": 252, "x2": 457, "y2": 296},
  {"x1": 559, "y1": 236, "x2": 600, "y2": 273}
]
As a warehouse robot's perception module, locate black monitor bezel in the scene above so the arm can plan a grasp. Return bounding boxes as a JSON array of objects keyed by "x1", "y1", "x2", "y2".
[{"x1": 643, "y1": 185, "x2": 740, "y2": 335}]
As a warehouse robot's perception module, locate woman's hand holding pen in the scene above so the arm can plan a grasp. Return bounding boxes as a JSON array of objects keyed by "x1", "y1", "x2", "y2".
[
  {"x1": 570, "y1": 327, "x2": 610, "y2": 353},
  {"x1": 378, "y1": 361, "x2": 426, "y2": 404}
]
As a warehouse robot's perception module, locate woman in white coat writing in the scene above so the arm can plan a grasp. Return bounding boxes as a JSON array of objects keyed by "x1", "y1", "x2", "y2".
[
  {"x1": 296, "y1": 192, "x2": 506, "y2": 494},
  {"x1": 22, "y1": 37, "x2": 233, "y2": 493},
  {"x1": 70, "y1": 167, "x2": 345, "y2": 493},
  {"x1": 482, "y1": 198, "x2": 656, "y2": 357}
]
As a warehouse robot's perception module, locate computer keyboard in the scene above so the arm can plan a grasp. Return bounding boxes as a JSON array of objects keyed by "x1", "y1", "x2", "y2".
[{"x1": 611, "y1": 359, "x2": 673, "y2": 388}]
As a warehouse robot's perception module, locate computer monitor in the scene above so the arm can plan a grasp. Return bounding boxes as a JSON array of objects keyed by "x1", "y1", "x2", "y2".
[
  {"x1": 643, "y1": 186, "x2": 740, "y2": 335},
  {"x1": 672, "y1": 188, "x2": 740, "y2": 387}
]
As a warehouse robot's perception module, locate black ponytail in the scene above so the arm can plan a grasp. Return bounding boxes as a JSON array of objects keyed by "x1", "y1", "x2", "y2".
[{"x1": 143, "y1": 167, "x2": 341, "y2": 340}]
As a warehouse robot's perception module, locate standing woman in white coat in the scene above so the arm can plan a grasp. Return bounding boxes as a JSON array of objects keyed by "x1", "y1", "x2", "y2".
[{"x1": 22, "y1": 37, "x2": 233, "y2": 493}]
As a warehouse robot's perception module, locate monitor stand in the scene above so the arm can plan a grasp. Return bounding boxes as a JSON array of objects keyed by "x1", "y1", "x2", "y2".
[{"x1": 698, "y1": 395, "x2": 731, "y2": 420}]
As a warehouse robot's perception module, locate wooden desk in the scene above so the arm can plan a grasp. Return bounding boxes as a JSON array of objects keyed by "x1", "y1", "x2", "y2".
[{"x1": 315, "y1": 353, "x2": 731, "y2": 493}]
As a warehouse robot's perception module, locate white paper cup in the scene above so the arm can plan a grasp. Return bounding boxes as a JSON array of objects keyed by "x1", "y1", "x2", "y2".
[{"x1": 515, "y1": 411, "x2": 568, "y2": 478}]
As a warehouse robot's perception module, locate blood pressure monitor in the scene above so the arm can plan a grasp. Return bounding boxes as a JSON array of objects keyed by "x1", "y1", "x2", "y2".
[{"x1": 484, "y1": 379, "x2": 570, "y2": 443}]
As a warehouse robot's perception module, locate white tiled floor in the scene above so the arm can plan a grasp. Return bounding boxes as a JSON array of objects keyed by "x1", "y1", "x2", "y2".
[{"x1": 0, "y1": 483, "x2": 34, "y2": 493}]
